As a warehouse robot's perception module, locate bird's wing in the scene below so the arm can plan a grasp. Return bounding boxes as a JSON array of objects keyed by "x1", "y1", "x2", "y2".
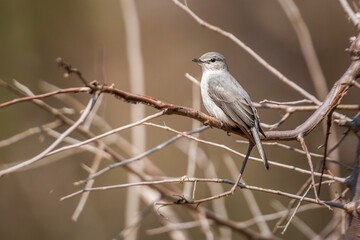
[{"x1": 207, "y1": 75, "x2": 257, "y2": 138}]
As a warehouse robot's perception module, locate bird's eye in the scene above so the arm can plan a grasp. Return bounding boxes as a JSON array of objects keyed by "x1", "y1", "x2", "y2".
[{"x1": 210, "y1": 58, "x2": 216, "y2": 62}]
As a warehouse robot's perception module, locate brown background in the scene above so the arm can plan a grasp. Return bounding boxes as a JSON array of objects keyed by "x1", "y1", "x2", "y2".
[{"x1": 0, "y1": 0, "x2": 358, "y2": 239}]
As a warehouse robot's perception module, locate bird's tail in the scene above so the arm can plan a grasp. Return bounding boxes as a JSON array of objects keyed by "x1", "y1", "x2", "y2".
[{"x1": 251, "y1": 126, "x2": 269, "y2": 170}]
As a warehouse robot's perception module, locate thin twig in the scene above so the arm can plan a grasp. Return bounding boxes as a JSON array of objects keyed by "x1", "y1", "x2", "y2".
[
  {"x1": 198, "y1": 211, "x2": 215, "y2": 240},
  {"x1": 224, "y1": 155, "x2": 272, "y2": 236},
  {"x1": 0, "y1": 94, "x2": 98, "y2": 177},
  {"x1": 83, "y1": 94, "x2": 103, "y2": 130},
  {"x1": 327, "y1": 129, "x2": 351, "y2": 156},
  {"x1": 56, "y1": 58, "x2": 91, "y2": 87},
  {"x1": 298, "y1": 135, "x2": 319, "y2": 201},
  {"x1": 259, "y1": 99, "x2": 313, "y2": 105},
  {"x1": 240, "y1": 204, "x2": 321, "y2": 228},
  {"x1": 273, "y1": 160, "x2": 326, "y2": 233},
  {"x1": 183, "y1": 76, "x2": 202, "y2": 198},
  {"x1": 339, "y1": 0, "x2": 360, "y2": 27},
  {"x1": 281, "y1": 184, "x2": 312, "y2": 234},
  {"x1": 60, "y1": 177, "x2": 342, "y2": 210},
  {"x1": 272, "y1": 200, "x2": 318, "y2": 239},
  {"x1": 116, "y1": 203, "x2": 154, "y2": 239},
  {"x1": 0, "y1": 84, "x2": 90, "y2": 109},
  {"x1": 147, "y1": 221, "x2": 206, "y2": 235},
  {"x1": 4, "y1": 112, "x2": 162, "y2": 178},
  {"x1": 78, "y1": 125, "x2": 208, "y2": 184},
  {"x1": 353, "y1": 80, "x2": 360, "y2": 88},
  {"x1": 185, "y1": 73, "x2": 200, "y2": 86},
  {"x1": 45, "y1": 129, "x2": 112, "y2": 160},
  {"x1": 235, "y1": 140, "x2": 353, "y2": 170},
  {"x1": 261, "y1": 112, "x2": 292, "y2": 130},
  {"x1": 256, "y1": 103, "x2": 359, "y2": 111},
  {"x1": 176, "y1": 143, "x2": 231, "y2": 240},
  {"x1": 318, "y1": 110, "x2": 335, "y2": 195},
  {"x1": 0, "y1": 120, "x2": 62, "y2": 148},
  {"x1": 72, "y1": 145, "x2": 104, "y2": 221},
  {"x1": 278, "y1": 0, "x2": 328, "y2": 100}
]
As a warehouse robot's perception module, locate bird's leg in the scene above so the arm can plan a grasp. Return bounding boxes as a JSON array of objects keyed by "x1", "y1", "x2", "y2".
[{"x1": 230, "y1": 142, "x2": 254, "y2": 194}]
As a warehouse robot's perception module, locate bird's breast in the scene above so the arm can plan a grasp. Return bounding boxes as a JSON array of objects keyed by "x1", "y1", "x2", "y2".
[{"x1": 200, "y1": 73, "x2": 236, "y2": 127}]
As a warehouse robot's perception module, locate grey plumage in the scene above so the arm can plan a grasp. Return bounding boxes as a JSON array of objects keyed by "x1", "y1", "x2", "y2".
[{"x1": 193, "y1": 52, "x2": 269, "y2": 170}]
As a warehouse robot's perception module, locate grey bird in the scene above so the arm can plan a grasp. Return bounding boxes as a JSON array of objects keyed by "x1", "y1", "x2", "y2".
[{"x1": 192, "y1": 52, "x2": 269, "y2": 170}]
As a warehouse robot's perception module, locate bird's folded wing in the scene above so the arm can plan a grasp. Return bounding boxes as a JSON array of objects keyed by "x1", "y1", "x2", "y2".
[{"x1": 207, "y1": 77, "x2": 256, "y2": 132}]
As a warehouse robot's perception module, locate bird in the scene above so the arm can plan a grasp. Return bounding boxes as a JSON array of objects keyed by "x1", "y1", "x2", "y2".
[{"x1": 192, "y1": 52, "x2": 269, "y2": 179}]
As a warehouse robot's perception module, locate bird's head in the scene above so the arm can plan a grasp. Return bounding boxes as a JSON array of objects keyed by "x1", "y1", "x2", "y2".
[{"x1": 192, "y1": 52, "x2": 228, "y2": 72}]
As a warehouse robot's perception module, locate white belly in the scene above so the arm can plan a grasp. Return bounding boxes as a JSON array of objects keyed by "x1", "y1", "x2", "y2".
[{"x1": 200, "y1": 73, "x2": 236, "y2": 127}]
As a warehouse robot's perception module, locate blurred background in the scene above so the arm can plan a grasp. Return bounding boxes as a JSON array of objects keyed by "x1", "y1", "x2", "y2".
[{"x1": 0, "y1": 0, "x2": 358, "y2": 239}]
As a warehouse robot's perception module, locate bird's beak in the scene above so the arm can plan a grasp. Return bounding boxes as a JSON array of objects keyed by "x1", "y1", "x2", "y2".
[{"x1": 192, "y1": 58, "x2": 203, "y2": 63}]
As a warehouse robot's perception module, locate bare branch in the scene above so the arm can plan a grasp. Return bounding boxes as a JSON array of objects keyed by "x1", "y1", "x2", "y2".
[
  {"x1": 261, "y1": 112, "x2": 292, "y2": 130},
  {"x1": 0, "y1": 120, "x2": 62, "y2": 148},
  {"x1": 278, "y1": 0, "x2": 328, "y2": 100},
  {"x1": 72, "y1": 145, "x2": 104, "y2": 221},
  {"x1": 327, "y1": 129, "x2": 351, "y2": 155},
  {"x1": 176, "y1": 143, "x2": 231, "y2": 239},
  {"x1": 44, "y1": 112, "x2": 164, "y2": 167},
  {"x1": 198, "y1": 211, "x2": 215, "y2": 240},
  {"x1": 240, "y1": 204, "x2": 321, "y2": 228},
  {"x1": 61, "y1": 177, "x2": 343, "y2": 210},
  {"x1": 78, "y1": 125, "x2": 208, "y2": 184},
  {"x1": 353, "y1": 79, "x2": 360, "y2": 88},
  {"x1": 259, "y1": 99, "x2": 313, "y2": 105},
  {"x1": 298, "y1": 135, "x2": 319, "y2": 201},
  {"x1": 0, "y1": 82, "x2": 90, "y2": 109},
  {"x1": 338, "y1": 0, "x2": 360, "y2": 27},
  {"x1": 56, "y1": 58, "x2": 92, "y2": 87},
  {"x1": 147, "y1": 221, "x2": 206, "y2": 236},
  {"x1": 236, "y1": 140, "x2": 353, "y2": 170},
  {"x1": 318, "y1": 110, "x2": 335, "y2": 195},
  {"x1": 185, "y1": 73, "x2": 200, "y2": 86},
  {"x1": 255, "y1": 103, "x2": 359, "y2": 111},
  {"x1": 272, "y1": 200, "x2": 317, "y2": 239},
  {"x1": 281, "y1": 185, "x2": 312, "y2": 235},
  {"x1": 224, "y1": 156, "x2": 272, "y2": 236},
  {"x1": 0, "y1": 94, "x2": 98, "y2": 177}
]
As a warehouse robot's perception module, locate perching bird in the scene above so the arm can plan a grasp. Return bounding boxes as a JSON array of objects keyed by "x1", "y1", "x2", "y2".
[{"x1": 192, "y1": 52, "x2": 269, "y2": 170}]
